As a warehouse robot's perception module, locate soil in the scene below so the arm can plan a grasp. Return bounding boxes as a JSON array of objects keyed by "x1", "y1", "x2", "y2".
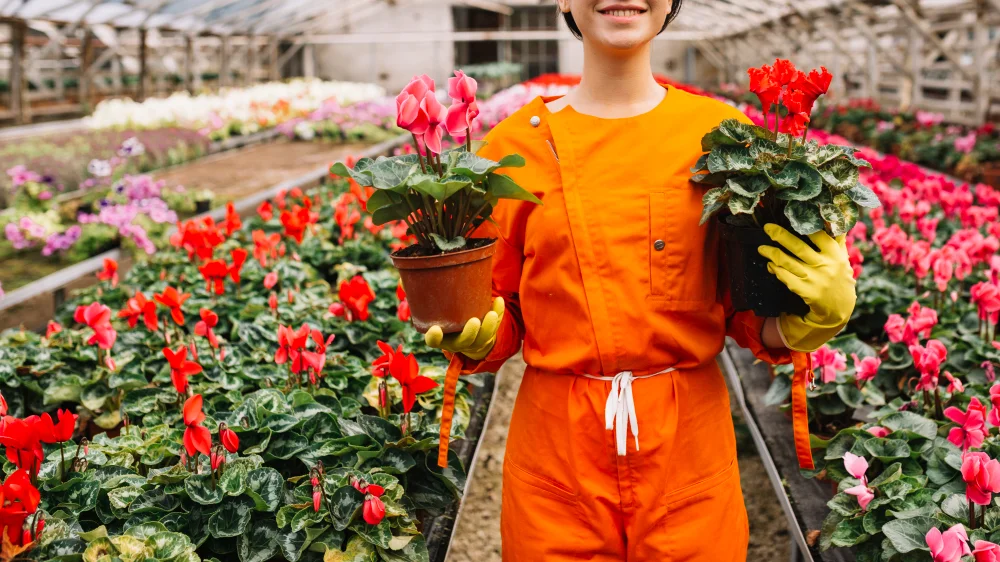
[
  {"x1": 393, "y1": 237, "x2": 496, "y2": 258},
  {"x1": 445, "y1": 354, "x2": 790, "y2": 562},
  {"x1": 151, "y1": 139, "x2": 369, "y2": 205}
]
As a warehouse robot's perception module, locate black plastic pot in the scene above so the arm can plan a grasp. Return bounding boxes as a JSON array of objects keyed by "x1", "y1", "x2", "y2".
[
  {"x1": 195, "y1": 199, "x2": 212, "y2": 214},
  {"x1": 719, "y1": 216, "x2": 809, "y2": 317}
]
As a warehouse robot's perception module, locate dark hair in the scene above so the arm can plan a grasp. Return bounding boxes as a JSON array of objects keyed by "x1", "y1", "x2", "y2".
[{"x1": 563, "y1": 1, "x2": 684, "y2": 39}]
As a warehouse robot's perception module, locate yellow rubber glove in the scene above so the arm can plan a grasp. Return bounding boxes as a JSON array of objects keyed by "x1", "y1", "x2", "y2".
[
  {"x1": 424, "y1": 297, "x2": 505, "y2": 360},
  {"x1": 757, "y1": 224, "x2": 857, "y2": 353}
]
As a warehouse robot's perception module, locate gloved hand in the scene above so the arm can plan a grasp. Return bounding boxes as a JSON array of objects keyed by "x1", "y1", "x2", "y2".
[
  {"x1": 757, "y1": 224, "x2": 856, "y2": 352},
  {"x1": 424, "y1": 297, "x2": 505, "y2": 360}
]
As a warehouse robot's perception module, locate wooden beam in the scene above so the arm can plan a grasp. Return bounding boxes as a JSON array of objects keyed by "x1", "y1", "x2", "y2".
[
  {"x1": 302, "y1": 43, "x2": 314, "y2": 78},
  {"x1": 183, "y1": 34, "x2": 193, "y2": 93},
  {"x1": 219, "y1": 34, "x2": 230, "y2": 87},
  {"x1": 10, "y1": 19, "x2": 28, "y2": 124},
  {"x1": 79, "y1": 27, "x2": 93, "y2": 111},
  {"x1": 890, "y1": 0, "x2": 976, "y2": 81},
  {"x1": 138, "y1": 27, "x2": 147, "y2": 100},
  {"x1": 267, "y1": 36, "x2": 278, "y2": 81},
  {"x1": 245, "y1": 34, "x2": 256, "y2": 86}
]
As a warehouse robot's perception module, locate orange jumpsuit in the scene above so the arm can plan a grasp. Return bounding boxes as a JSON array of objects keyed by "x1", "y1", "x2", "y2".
[{"x1": 441, "y1": 86, "x2": 798, "y2": 560}]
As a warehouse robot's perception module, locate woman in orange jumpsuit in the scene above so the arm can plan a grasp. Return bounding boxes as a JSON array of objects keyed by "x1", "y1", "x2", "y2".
[{"x1": 425, "y1": 1, "x2": 857, "y2": 559}]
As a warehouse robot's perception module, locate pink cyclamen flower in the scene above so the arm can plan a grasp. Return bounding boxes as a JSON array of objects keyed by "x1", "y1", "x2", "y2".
[
  {"x1": 843, "y1": 452, "x2": 873, "y2": 511},
  {"x1": 944, "y1": 371, "x2": 965, "y2": 394},
  {"x1": 988, "y1": 384, "x2": 1000, "y2": 426},
  {"x1": 974, "y1": 540, "x2": 1000, "y2": 562},
  {"x1": 445, "y1": 70, "x2": 479, "y2": 137},
  {"x1": 811, "y1": 345, "x2": 847, "y2": 384},
  {"x1": 843, "y1": 452, "x2": 869, "y2": 480},
  {"x1": 395, "y1": 75, "x2": 434, "y2": 131},
  {"x1": 911, "y1": 339, "x2": 947, "y2": 382},
  {"x1": 264, "y1": 271, "x2": 278, "y2": 290},
  {"x1": 927, "y1": 524, "x2": 971, "y2": 562},
  {"x1": 419, "y1": 91, "x2": 448, "y2": 155},
  {"x1": 962, "y1": 452, "x2": 1000, "y2": 506},
  {"x1": 955, "y1": 132, "x2": 977, "y2": 154},
  {"x1": 885, "y1": 314, "x2": 908, "y2": 343},
  {"x1": 945, "y1": 397, "x2": 988, "y2": 451},
  {"x1": 866, "y1": 426, "x2": 891, "y2": 438},
  {"x1": 851, "y1": 353, "x2": 881, "y2": 383}
]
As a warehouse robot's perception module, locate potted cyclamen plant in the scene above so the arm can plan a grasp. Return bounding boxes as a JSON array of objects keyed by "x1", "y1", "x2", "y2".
[
  {"x1": 332, "y1": 71, "x2": 540, "y2": 333},
  {"x1": 692, "y1": 59, "x2": 881, "y2": 316}
]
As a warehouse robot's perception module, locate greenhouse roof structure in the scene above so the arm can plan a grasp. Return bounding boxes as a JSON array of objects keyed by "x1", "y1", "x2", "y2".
[{"x1": 0, "y1": 0, "x2": 981, "y2": 40}]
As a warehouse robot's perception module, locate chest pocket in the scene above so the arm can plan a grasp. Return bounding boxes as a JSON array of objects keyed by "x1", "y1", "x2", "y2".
[{"x1": 648, "y1": 187, "x2": 717, "y2": 310}]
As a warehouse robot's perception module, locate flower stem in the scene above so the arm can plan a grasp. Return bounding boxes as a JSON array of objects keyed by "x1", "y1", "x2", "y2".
[
  {"x1": 412, "y1": 134, "x2": 427, "y2": 173},
  {"x1": 59, "y1": 443, "x2": 66, "y2": 482},
  {"x1": 971, "y1": 500, "x2": 978, "y2": 529}
]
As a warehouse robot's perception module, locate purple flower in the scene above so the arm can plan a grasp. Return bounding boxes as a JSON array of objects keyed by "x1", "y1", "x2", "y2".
[
  {"x1": 117, "y1": 137, "x2": 145, "y2": 157},
  {"x1": 41, "y1": 226, "x2": 81, "y2": 256}
]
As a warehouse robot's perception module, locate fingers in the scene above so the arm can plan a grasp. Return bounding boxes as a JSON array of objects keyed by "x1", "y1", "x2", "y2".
[
  {"x1": 758, "y1": 245, "x2": 808, "y2": 278},
  {"x1": 471, "y1": 310, "x2": 500, "y2": 350},
  {"x1": 807, "y1": 229, "x2": 839, "y2": 255},
  {"x1": 424, "y1": 325, "x2": 444, "y2": 349},
  {"x1": 764, "y1": 224, "x2": 821, "y2": 265},
  {"x1": 491, "y1": 297, "x2": 505, "y2": 316},
  {"x1": 768, "y1": 263, "x2": 808, "y2": 297},
  {"x1": 423, "y1": 297, "x2": 505, "y2": 352},
  {"x1": 442, "y1": 317, "x2": 482, "y2": 350}
]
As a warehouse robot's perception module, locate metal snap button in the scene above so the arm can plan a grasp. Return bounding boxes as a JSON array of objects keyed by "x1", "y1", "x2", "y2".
[
  {"x1": 653, "y1": 239, "x2": 665, "y2": 251},
  {"x1": 529, "y1": 116, "x2": 541, "y2": 127}
]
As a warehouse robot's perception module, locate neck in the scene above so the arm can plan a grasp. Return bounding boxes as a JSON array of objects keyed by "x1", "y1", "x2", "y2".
[{"x1": 575, "y1": 41, "x2": 660, "y2": 106}]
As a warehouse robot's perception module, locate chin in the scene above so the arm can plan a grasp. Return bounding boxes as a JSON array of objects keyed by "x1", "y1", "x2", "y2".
[{"x1": 596, "y1": 30, "x2": 654, "y2": 51}]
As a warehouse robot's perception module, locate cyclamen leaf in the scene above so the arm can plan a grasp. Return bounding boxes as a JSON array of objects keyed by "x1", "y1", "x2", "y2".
[
  {"x1": 707, "y1": 145, "x2": 754, "y2": 173},
  {"x1": 784, "y1": 201, "x2": 824, "y2": 235},
  {"x1": 819, "y1": 159, "x2": 861, "y2": 192},
  {"x1": 699, "y1": 187, "x2": 727, "y2": 225},
  {"x1": 845, "y1": 182, "x2": 881, "y2": 208},
  {"x1": 774, "y1": 161, "x2": 823, "y2": 201},
  {"x1": 882, "y1": 516, "x2": 936, "y2": 553},
  {"x1": 485, "y1": 173, "x2": 542, "y2": 204},
  {"x1": 330, "y1": 158, "x2": 374, "y2": 187},
  {"x1": 238, "y1": 520, "x2": 281, "y2": 562},
  {"x1": 727, "y1": 193, "x2": 759, "y2": 215},
  {"x1": 725, "y1": 176, "x2": 770, "y2": 197},
  {"x1": 368, "y1": 158, "x2": 418, "y2": 191},
  {"x1": 690, "y1": 154, "x2": 709, "y2": 173},
  {"x1": 820, "y1": 194, "x2": 860, "y2": 237}
]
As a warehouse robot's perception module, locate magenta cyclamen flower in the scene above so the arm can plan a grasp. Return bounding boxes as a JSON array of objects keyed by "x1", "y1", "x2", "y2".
[
  {"x1": 927, "y1": 524, "x2": 971, "y2": 562},
  {"x1": 811, "y1": 345, "x2": 847, "y2": 384},
  {"x1": 973, "y1": 540, "x2": 1000, "y2": 562},
  {"x1": 961, "y1": 452, "x2": 1000, "y2": 506},
  {"x1": 851, "y1": 353, "x2": 880, "y2": 383},
  {"x1": 944, "y1": 397, "x2": 988, "y2": 451}
]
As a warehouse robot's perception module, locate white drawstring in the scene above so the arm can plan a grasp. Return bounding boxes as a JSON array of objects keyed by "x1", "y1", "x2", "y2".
[{"x1": 584, "y1": 367, "x2": 676, "y2": 456}]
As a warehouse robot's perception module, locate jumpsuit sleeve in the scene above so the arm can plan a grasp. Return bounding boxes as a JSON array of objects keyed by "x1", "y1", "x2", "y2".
[
  {"x1": 718, "y1": 105, "x2": 793, "y2": 366},
  {"x1": 446, "y1": 133, "x2": 530, "y2": 375}
]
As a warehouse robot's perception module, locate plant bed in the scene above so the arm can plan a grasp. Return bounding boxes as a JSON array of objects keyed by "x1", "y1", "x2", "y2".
[
  {"x1": 0, "y1": 147, "x2": 493, "y2": 561},
  {"x1": 723, "y1": 340, "x2": 855, "y2": 562}
]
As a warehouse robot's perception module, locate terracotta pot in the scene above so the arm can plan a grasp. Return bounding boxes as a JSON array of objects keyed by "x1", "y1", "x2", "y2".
[
  {"x1": 981, "y1": 162, "x2": 1000, "y2": 189},
  {"x1": 391, "y1": 239, "x2": 497, "y2": 334}
]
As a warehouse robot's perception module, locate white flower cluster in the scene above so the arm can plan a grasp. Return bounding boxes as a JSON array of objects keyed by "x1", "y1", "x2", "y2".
[{"x1": 85, "y1": 79, "x2": 386, "y2": 133}]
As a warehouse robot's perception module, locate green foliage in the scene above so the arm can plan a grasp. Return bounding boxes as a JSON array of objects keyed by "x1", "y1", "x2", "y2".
[
  {"x1": 4, "y1": 178, "x2": 480, "y2": 562},
  {"x1": 692, "y1": 118, "x2": 877, "y2": 236}
]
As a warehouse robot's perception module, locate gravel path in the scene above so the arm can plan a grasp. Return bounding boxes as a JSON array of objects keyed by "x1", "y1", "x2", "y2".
[{"x1": 446, "y1": 354, "x2": 790, "y2": 561}]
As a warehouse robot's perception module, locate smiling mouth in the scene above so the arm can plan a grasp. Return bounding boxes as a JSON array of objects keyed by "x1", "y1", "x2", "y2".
[{"x1": 598, "y1": 6, "x2": 647, "y2": 17}]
